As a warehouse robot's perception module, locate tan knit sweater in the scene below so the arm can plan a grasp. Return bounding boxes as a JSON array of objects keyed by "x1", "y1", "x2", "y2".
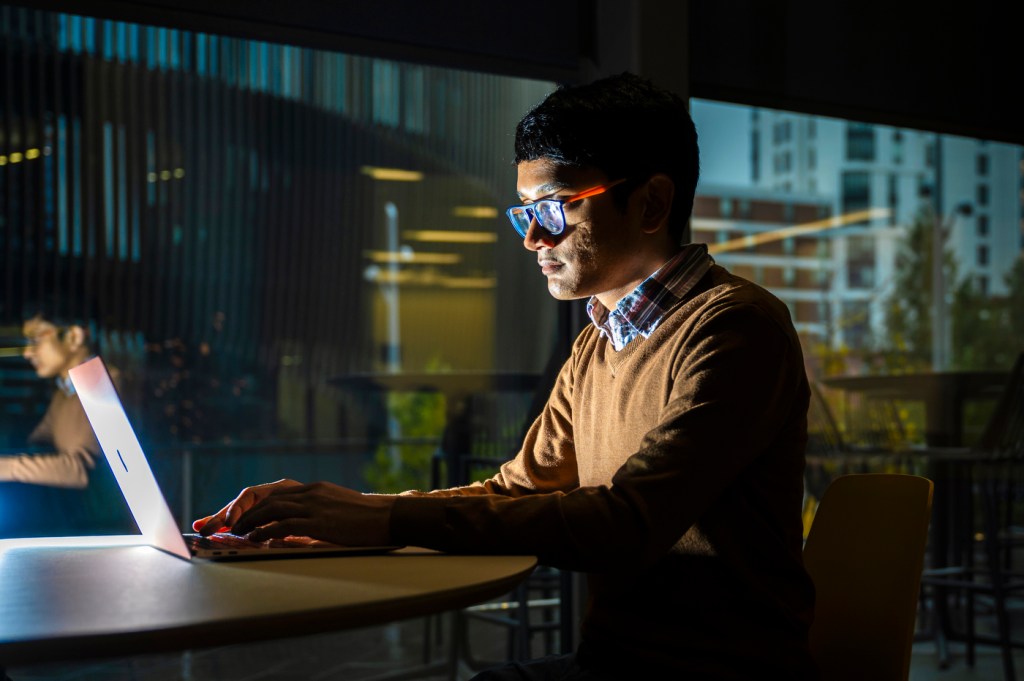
[
  {"x1": 392, "y1": 265, "x2": 816, "y2": 678},
  {"x1": 0, "y1": 388, "x2": 100, "y2": 488}
]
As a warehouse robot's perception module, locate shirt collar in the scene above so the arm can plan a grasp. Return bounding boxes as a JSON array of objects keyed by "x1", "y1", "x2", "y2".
[
  {"x1": 56, "y1": 355, "x2": 97, "y2": 396},
  {"x1": 587, "y1": 243, "x2": 714, "y2": 351},
  {"x1": 56, "y1": 374, "x2": 77, "y2": 397}
]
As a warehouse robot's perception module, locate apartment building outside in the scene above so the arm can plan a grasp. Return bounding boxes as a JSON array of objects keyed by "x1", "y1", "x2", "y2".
[
  {"x1": 691, "y1": 186, "x2": 834, "y2": 345},
  {"x1": 748, "y1": 108, "x2": 1023, "y2": 350}
]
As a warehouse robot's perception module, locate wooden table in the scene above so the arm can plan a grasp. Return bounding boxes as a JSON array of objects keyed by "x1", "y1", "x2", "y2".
[{"x1": 0, "y1": 536, "x2": 536, "y2": 667}]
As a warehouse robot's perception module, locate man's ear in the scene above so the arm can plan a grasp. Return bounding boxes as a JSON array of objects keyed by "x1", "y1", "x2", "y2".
[
  {"x1": 64, "y1": 325, "x2": 87, "y2": 352},
  {"x1": 639, "y1": 174, "x2": 675, "y2": 234}
]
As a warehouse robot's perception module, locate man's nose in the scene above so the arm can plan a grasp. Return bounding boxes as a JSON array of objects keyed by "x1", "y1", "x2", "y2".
[{"x1": 523, "y1": 218, "x2": 556, "y2": 252}]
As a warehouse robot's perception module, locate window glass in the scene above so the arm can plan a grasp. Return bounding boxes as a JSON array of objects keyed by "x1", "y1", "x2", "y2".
[
  {"x1": 977, "y1": 153, "x2": 989, "y2": 176},
  {"x1": 846, "y1": 122, "x2": 876, "y2": 161},
  {"x1": 0, "y1": 7, "x2": 556, "y2": 531},
  {"x1": 977, "y1": 214, "x2": 990, "y2": 236},
  {"x1": 846, "y1": 234, "x2": 876, "y2": 289},
  {"x1": 841, "y1": 171, "x2": 872, "y2": 218},
  {"x1": 978, "y1": 245, "x2": 990, "y2": 266},
  {"x1": 892, "y1": 130, "x2": 904, "y2": 164},
  {"x1": 692, "y1": 98, "x2": 1024, "y2": 450}
]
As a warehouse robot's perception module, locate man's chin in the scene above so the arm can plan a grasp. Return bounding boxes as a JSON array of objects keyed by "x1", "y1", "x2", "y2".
[{"x1": 546, "y1": 283, "x2": 586, "y2": 301}]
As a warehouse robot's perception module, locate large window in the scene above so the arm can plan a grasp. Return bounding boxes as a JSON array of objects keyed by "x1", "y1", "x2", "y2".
[
  {"x1": 0, "y1": 7, "x2": 557, "y2": 529},
  {"x1": 692, "y1": 98, "x2": 1024, "y2": 446}
]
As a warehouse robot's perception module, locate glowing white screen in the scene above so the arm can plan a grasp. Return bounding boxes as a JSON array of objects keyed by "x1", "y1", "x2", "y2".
[{"x1": 69, "y1": 357, "x2": 191, "y2": 560}]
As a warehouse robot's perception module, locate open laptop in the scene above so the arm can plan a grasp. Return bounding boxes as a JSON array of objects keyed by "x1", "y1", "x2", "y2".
[{"x1": 69, "y1": 356, "x2": 400, "y2": 561}]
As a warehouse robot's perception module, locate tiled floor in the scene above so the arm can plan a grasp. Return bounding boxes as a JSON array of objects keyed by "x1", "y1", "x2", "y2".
[
  {"x1": 910, "y1": 598, "x2": 1024, "y2": 681},
  {"x1": 7, "y1": 613, "x2": 1022, "y2": 680},
  {"x1": 910, "y1": 640, "x2": 1022, "y2": 681}
]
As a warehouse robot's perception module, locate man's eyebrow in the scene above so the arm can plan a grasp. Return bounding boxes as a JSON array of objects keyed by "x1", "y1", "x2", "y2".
[{"x1": 516, "y1": 181, "x2": 571, "y2": 201}]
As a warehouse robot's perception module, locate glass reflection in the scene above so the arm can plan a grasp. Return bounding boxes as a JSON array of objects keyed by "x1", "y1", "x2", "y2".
[{"x1": 0, "y1": 7, "x2": 556, "y2": 535}]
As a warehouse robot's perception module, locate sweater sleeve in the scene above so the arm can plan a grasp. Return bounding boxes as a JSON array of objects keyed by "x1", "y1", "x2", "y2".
[
  {"x1": 2, "y1": 391, "x2": 101, "y2": 489},
  {"x1": 390, "y1": 299, "x2": 807, "y2": 572},
  {"x1": 0, "y1": 450, "x2": 92, "y2": 488}
]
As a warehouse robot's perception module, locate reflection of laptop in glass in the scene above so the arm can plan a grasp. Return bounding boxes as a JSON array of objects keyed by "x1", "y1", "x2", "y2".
[{"x1": 69, "y1": 356, "x2": 400, "y2": 561}]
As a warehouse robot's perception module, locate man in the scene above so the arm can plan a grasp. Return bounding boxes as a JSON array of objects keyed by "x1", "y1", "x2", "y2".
[
  {"x1": 0, "y1": 312, "x2": 100, "y2": 488},
  {"x1": 195, "y1": 73, "x2": 816, "y2": 679},
  {"x1": 0, "y1": 309, "x2": 136, "y2": 539}
]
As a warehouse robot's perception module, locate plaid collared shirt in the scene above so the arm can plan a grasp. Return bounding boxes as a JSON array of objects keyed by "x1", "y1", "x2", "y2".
[{"x1": 587, "y1": 243, "x2": 714, "y2": 352}]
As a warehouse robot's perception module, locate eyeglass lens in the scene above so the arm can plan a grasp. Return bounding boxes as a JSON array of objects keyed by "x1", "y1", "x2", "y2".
[
  {"x1": 534, "y1": 202, "x2": 563, "y2": 232},
  {"x1": 24, "y1": 327, "x2": 57, "y2": 347},
  {"x1": 508, "y1": 201, "x2": 565, "y2": 238}
]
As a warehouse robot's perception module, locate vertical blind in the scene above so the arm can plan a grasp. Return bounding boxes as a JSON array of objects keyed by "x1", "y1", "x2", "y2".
[{"x1": 0, "y1": 6, "x2": 555, "y2": 445}]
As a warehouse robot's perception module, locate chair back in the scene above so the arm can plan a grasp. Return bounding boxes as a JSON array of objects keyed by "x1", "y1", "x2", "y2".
[{"x1": 803, "y1": 474, "x2": 933, "y2": 681}]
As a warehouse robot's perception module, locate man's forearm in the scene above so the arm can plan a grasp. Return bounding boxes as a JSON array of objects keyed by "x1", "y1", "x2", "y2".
[{"x1": 0, "y1": 451, "x2": 90, "y2": 488}]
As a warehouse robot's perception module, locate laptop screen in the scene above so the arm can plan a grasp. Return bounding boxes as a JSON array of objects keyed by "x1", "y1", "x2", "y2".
[{"x1": 69, "y1": 357, "x2": 192, "y2": 560}]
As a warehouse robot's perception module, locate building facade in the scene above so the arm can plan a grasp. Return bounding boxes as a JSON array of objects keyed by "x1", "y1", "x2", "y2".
[{"x1": 749, "y1": 108, "x2": 1024, "y2": 350}]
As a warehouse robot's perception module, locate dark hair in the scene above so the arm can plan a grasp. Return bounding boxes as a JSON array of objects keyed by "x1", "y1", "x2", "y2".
[
  {"x1": 22, "y1": 295, "x2": 98, "y2": 350},
  {"x1": 514, "y1": 73, "x2": 699, "y2": 245}
]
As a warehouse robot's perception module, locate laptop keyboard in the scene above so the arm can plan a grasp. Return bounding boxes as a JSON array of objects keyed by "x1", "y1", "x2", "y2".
[
  {"x1": 187, "y1": 532, "x2": 268, "y2": 548},
  {"x1": 184, "y1": 532, "x2": 272, "y2": 555},
  {"x1": 184, "y1": 532, "x2": 335, "y2": 555}
]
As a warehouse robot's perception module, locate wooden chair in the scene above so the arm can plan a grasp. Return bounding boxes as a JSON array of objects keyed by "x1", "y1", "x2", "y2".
[{"x1": 804, "y1": 473, "x2": 934, "y2": 681}]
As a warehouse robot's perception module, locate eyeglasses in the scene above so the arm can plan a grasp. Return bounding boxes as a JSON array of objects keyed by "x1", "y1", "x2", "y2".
[
  {"x1": 23, "y1": 326, "x2": 61, "y2": 348},
  {"x1": 505, "y1": 178, "x2": 627, "y2": 238}
]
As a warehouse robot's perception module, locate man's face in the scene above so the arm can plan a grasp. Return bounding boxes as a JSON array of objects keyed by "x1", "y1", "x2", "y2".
[
  {"x1": 22, "y1": 317, "x2": 78, "y2": 379},
  {"x1": 517, "y1": 159, "x2": 649, "y2": 308}
]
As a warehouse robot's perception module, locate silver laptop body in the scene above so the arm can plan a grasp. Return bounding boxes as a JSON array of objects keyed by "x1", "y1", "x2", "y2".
[{"x1": 69, "y1": 356, "x2": 398, "y2": 561}]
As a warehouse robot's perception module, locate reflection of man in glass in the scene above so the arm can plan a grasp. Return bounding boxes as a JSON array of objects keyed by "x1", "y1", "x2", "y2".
[{"x1": 0, "y1": 313, "x2": 101, "y2": 487}]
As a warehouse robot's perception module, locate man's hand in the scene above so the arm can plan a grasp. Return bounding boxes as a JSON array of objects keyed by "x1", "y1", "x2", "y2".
[
  {"x1": 193, "y1": 480, "x2": 396, "y2": 547},
  {"x1": 192, "y1": 479, "x2": 303, "y2": 535}
]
